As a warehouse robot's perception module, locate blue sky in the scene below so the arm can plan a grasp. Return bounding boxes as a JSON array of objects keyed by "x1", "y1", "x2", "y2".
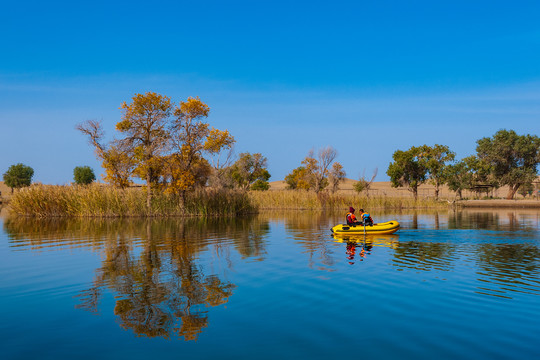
[{"x1": 1, "y1": 0, "x2": 540, "y2": 184}]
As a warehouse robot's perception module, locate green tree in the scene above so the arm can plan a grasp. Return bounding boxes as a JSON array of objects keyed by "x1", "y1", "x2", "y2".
[
  {"x1": 251, "y1": 179, "x2": 270, "y2": 191},
  {"x1": 463, "y1": 155, "x2": 498, "y2": 198},
  {"x1": 476, "y1": 129, "x2": 540, "y2": 199},
  {"x1": 73, "y1": 166, "x2": 96, "y2": 185},
  {"x1": 419, "y1": 144, "x2": 455, "y2": 200},
  {"x1": 387, "y1": 146, "x2": 428, "y2": 200},
  {"x1": 3, "y1": 163, "x2": 34, "y2": 193},
  {"x1": 230, "y1": 152, "x2": 270, "y2": 190},
  {"x1": 444, "y1": 159, "x2": 472, "y2": 200},
  {"x1": 517, "y1": 182, "x2": 534, "y2": 198}
]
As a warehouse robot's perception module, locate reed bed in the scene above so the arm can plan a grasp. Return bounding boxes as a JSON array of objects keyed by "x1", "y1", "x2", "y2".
[
  {"x1": 9, "y1": 184, "x2": 256, "y2": 217},
  {"x1": 8, "y1": 185, "x2": 448, "y2": 218},
  {"x1": 248, "y1": 190, "x2": 447, "y2": 210}
]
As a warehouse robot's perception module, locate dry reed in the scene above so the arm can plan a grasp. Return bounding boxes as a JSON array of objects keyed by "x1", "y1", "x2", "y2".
[
  {"x1": 8, "y1": 185, "x2": 448, "y2": 218},
  {"x1": 9, "y1": 184, "x2": 256, "y2": 217},
  {"x1": 248, "y1": 190, "x2": 447, "y2": 211}
]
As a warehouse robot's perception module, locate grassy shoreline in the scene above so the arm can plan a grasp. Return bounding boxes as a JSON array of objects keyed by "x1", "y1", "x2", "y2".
[
  {"x1": 5, "y1": 185, "x2": 540, "y2": 218},
  {"x1": 8, "y1": 184, "x2": 255, "y2": 217},
  {"x1": 248, "y1": 190, "x2": 448, "y2": 211},
  {"x1": 6, "y1": 184, "x2": 449, "y2": 218}
]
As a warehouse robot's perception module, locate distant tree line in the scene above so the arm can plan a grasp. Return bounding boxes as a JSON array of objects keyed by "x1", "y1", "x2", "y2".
[
  {"x1": 386, "y1": 129, "x2": 540, "y2": 200},
  {"x1": 3, "y1": 105, "x2": 537, "y2": 204}
]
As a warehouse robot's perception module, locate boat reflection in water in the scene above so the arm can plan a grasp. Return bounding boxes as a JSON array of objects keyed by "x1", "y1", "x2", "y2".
[{"x1": 332, "y1": 233, "x2": 401, "y2": 265}]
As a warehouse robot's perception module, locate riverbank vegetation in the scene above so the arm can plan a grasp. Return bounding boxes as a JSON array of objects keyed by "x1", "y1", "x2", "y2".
[
  {"x1": 9, "y1": 184, "x2": 255, "y2": 217},
  {"x1": 387, "y1": 130, "x2": 540, "y2": 200},
  {"x1": 2, "y1": 90, "x2": 538, "y2": 217},
  {"x1": 8, "y1": 183, "x2": 449, "y2": 217},
  {"x1": 248, "y1": 190, "x2": 445, "y2": 210}
]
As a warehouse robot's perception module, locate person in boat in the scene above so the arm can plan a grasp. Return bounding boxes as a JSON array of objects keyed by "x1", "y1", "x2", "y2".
[
  {"x1": 359, "y1": 209, "x2": 374, "y2": 226},
  {"x1": 346, "y1": 207, "x2": 361, "y2": 226}
]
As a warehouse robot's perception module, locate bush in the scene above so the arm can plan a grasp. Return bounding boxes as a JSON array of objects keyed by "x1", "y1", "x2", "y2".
[
  {"x1": 73, "y1": 166, "x2": 96, "y2": 185},
  {"x1": 3, "y1": 163, "x2": 34, "y2": 193},
  {"x1": 251, "y1": 179, "x2": 270, "y2": 191}
]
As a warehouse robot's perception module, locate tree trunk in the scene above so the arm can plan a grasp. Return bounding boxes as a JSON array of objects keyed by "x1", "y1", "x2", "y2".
[
  {"x1": 146, "y1": 171, "x2": 152, "y2": 214},
  {"x1": 412, "y1": 186, "x2": 418, "y2": 201},
  {"x1": 457, "y1": 189, "x2": 462, "y2": 200},
  {"x1": 434, "y1": 186, "x2": 439, "y2": 200},
  {"x1": 506, "y1": 184, "x2": 520, "y2": 200}
]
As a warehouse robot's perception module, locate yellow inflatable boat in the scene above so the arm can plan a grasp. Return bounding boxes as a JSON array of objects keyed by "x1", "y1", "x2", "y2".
[{"x1": 331, "y1": 220, "x2": 400, "y2": 235}]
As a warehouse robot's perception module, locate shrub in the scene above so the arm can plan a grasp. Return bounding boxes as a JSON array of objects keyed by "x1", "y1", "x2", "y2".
[
  {"x1": 3, "y1": 163, "x2": 34, "y2": 193},
  {"x1": 73, "y1": 166, "x2": 96, "y2": 185}
]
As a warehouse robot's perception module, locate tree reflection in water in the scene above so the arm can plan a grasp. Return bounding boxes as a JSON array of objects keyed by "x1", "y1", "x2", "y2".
[
  {"x1": 4, "y1": 216, "x2": 270, "y2": 341},
  {"x1": 475, "y1": 243, "x2": 540, "y2": 298},
  {"x1": 280, "y1": 211, "x2": 338, "y2": 271}
]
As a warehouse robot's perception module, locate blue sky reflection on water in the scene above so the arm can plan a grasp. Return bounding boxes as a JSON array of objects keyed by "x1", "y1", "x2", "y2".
[
  {"x1": 0, "y1": 211, "x2": 540, "y2": 359},
  {"x1": 1, "y1": 210, "x2": 539, "y2": 359}
]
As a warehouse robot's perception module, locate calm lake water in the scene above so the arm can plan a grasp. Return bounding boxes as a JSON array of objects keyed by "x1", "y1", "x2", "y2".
[{"x1": 1, "y1": 209, "x2": 539, "y2": 360}]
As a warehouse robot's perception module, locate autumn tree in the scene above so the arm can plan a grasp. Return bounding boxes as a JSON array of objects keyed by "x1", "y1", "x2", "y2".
[
  {"x1": 117, "y1": 92, "x2": 173, "y2": 209},
  {"x1": 76, "y1": 120, "x2": 135, "y2": 188},
  {"x1": 230, "y1": 152, "x2": 271, "y2": 190},
  {"x1": 328, "y1": 162, "x2": 346, "y2": 193},
  {"x1": 207, "y1": 147, "x2": 236, "y2": 189},
  {"x1": 166, "y1": 97, "x2": 235, "y2": 195},
  {"x1": 387, "y1": 146, "x2": 428, "y2": 200},
  {"x1": 419, "y1": 144, "x2": 455, "y2": 200},
  {"x1": 78, "y1": 94, "x2": 235, "y2": 206},
  {"x1": 312, "y1": 146, "x2": 338, "y2": 192},
  {"x1": 285, "y1": 146, "x2": 339, "y2": 192},
  {"x1": 476, "y1": 129, "x2": 540, "y2": 199},
  {"x1": 73, "y1": 166, "x2": 96, "y2": 185},
  {"x1": 3, "y1": 163, "x2": 34, "y2": 193},
  {"x1": 284, "y1": 166, "x2": 309, "y2": 190}
]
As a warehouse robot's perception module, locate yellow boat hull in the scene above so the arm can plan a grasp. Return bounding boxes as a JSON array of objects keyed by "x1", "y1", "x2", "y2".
[{"x1": 331, "y1": 220, "x2": 400, "y2": 235}]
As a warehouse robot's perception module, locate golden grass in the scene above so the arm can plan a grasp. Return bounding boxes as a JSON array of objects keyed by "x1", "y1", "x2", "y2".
[
  {"x1": 248, "y1": 190, "x2": 447, "y2": 210},
  {"x1": 8, "y1": 184, "x2": 256, "y2": 218},
  {"x1": 7, "y1": 183, "x2": 451, "y2": 218}
]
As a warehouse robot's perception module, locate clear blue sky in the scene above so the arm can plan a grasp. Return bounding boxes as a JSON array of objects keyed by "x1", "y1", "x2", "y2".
[{"x1": 1, "y1": 0, "x2": 540, "y2": 184}]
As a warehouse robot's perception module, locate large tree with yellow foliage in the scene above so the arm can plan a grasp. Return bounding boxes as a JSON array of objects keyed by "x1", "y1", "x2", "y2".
[
  {"x1": 165, "y1": 96, "x2": 235, "y2": 196},
  {"x1": 78, "y1": 93, "x2": 235, "y2": 210},
  {"x1": 117, "y1": 92, "x2": 173, "y2": 209}
]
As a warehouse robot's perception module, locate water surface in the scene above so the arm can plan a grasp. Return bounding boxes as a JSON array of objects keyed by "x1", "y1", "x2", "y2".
[{"x1": 1, "y1": 210, "x2": 539, "y2": 359}]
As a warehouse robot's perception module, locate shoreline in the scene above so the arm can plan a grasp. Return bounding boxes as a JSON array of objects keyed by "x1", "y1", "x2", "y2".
[{"x1": 458, "y1": 199, "x2": 540, "y2": 208}]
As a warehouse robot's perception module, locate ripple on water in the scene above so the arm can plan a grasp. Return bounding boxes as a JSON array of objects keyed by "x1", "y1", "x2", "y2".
[{"x1": 1, "y1": 212, "x2": 540, "y2": 360}]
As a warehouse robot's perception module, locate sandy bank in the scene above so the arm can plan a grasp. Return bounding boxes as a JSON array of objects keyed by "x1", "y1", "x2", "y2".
[{"x1": 459, "y1": 199, "x2": 540, "y2": 208}]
